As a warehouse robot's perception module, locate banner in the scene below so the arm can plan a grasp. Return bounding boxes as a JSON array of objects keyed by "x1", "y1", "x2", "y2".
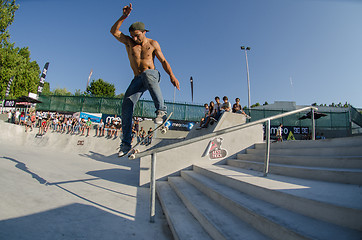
[
  {"x1": 190, "y1": 76, "x2": 194, "y2": 103},
  {"x1": 5, "y1": 76, "x2": 15, "y2": 97},
  {"x1": 79, "y1": 112, "x2": 102, "y2": 123},
  {"x1": 37, "y1": 62, "x2": 49, "y2": 95}
]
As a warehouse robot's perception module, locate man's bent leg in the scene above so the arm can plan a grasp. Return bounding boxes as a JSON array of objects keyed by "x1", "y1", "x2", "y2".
[{"x1": 121, "y1": 76, "x2": 147, "y2": 149}]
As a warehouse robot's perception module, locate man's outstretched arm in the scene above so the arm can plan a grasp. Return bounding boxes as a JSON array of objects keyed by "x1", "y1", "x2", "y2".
[
  {"x1": 154, "y1": 41, "x2": 180, "y2": 90},
  {"x1": 110, "y1": 3, "x2": 132, "y2": 44}
]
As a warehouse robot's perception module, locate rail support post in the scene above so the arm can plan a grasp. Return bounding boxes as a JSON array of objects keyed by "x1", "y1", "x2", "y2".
[
  {"x1": 150, "y1": 153, "x2": 156, "y2": 223},
  {"x1": 263, "y1": 119, "x2": 271, "y2": 177}
]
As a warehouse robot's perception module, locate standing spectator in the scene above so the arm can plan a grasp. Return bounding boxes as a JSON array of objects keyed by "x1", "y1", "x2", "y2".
[
  {"x1": 147, "y1": 127, "x2": 153, "y2": 145},
  {"x1": 15, "y1": 110, "x2": 20, "y2": 124},
  {"x1": 131, "y1": 126, "x2": 137, "y2": 143},
  {"x1": 7, "y1": 111, "x2": 12, "y2": 123},
  {"x1": 276, "y1": 123, "x2": 283, "y2": 142}
]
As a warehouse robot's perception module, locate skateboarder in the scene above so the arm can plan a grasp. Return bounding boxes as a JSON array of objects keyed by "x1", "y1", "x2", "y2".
[{"x1": 110, "y1": 3, "x2": 180, "y2": 157}]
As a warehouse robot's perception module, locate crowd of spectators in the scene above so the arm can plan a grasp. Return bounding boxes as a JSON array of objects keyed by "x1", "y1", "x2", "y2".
[
  {"x1": 197, "y1": 96, "x2": 250, "y2": 129},
  {"x1": 5, "y1": 110, "x2": 154, "y2": 144}
]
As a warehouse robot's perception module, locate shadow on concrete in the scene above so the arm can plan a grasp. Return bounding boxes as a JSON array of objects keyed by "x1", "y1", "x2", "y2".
[
  {"x1": 0, "y1": 203, "x2": 160, "y2": 240},
  {"x1": 2, "y1": 156, "x2": 48, "y2": 185}
]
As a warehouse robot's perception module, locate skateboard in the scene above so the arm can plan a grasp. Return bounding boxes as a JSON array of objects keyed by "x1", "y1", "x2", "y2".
[{"x1": 127, "y1": 112, "x2": 173, "y2": 160}]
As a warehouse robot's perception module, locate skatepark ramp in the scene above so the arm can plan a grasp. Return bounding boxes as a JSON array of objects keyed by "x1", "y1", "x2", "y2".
[{"x1": 137, "y1": 107, "x2": 362, "y2": 239}]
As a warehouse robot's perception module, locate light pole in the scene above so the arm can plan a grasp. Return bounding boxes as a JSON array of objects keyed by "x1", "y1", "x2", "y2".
[{"x1": 241, "y1": 46, "x2": 251, "y2": 109}]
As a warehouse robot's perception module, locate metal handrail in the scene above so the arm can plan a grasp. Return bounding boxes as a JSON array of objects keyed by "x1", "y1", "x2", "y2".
[{"x1": 146, "y1": 106, "x2": 318, "y2": 222}]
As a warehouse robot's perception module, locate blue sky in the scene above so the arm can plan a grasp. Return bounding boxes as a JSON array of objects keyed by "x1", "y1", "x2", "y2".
[{"x1": 9, "y1": 0, "x2": 362, "y2": 108}]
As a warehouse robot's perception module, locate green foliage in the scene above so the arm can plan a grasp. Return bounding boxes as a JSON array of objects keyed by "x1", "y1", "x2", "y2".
[
  {"x1": 251, "y1": 102, "x2": 260, "y2": 108},
  {"x1": 40, "y1": 82, "x2": 51, "y2": 95},
  {"x1": 53, "y1": 88, "x2": 71, "y2": 96},
  {"x1": 0, "y1": 0, "x2": 41, "y2": 99},
  {"x1": 86, "y1": 78, "x2": 115, "y2": 97},
  {"x1": 0, "y1": 46, "x2": 40, "y2": 98},
  {"x1": 0, "y1": 0, "x2": 19, "y2": 45}
]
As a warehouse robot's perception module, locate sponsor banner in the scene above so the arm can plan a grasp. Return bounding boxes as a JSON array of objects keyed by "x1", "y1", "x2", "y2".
[
  {"x1": 37, "y1": 62, "x2": 49, "y2": 95},
  {"x1": 5, "y1": 76, "x2": 15, "y2": 97},
  {"x1": 264, "y1": 125, "x2": 310, "y2": 136},
  {"x1": 102, "y1": 114, "x2": 122, "y2": 124},
  {"x1": 164, "y1": 119, "x2": 196, "y2": 131},
  {"x1": 37, "y1": 111, "x2": 75, "y2": 119},
  {"x1": 4, "y1": 100, "x2": 16, "y2": 108},
  {"x1": 80, "y1": 112, "x2": 102, "y2": 123}
]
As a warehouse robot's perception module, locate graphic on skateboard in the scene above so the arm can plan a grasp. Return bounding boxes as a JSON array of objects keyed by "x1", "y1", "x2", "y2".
[{"x1": 127, "y1": 112, "x2": 173, "y2": 159}]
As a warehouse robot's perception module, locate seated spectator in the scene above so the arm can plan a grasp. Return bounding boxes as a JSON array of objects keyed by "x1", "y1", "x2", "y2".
[
  {"x1": 138, "y1": 127, "x2": 146, "y2": 144},
  {"x1": 232, "y1": 98, "x2": 250, "y2": 118},
  {"x1": 96, "y1": 119, "x2": 105, "y2": 137},
  {"x1": 199, "y1": 101, "x2": 216, "y2": 129},
  {"x1": 221, "y1": 96, "x2": 232, "y2": 112},
  {"x1": 197, "y1": 103, "x2": 209, "y2": 129},
  {"x1": 214, "y1": 96, "x2": 222, "y2": 121},
  {"x1": 85, "y1": 117, "x2": 92, "y2": 137}
]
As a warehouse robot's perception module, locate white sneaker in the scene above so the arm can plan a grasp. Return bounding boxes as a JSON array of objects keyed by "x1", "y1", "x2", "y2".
[
  {"x1": 118, "y1": 144, "x2": 131, "y2": 157},
  {"x1": 154, "y1": 110, "x2": 166, "y2": 124}
]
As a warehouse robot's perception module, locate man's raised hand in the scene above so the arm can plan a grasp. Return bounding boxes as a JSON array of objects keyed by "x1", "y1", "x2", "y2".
[{"x1": 122, "y1": 3, "x2": 132, "y2": 18}]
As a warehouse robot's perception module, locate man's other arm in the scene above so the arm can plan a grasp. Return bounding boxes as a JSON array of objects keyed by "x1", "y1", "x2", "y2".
[{"x1": 153, "y1": 40, "x2": 180, "y2": 90}]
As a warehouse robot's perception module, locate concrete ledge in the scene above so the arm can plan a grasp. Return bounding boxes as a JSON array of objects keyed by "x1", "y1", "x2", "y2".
[{"x1": 139, "y1": 114, "x2": 263, "y2": 186}]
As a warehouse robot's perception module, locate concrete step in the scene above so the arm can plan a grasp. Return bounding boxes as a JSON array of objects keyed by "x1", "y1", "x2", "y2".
[
  {"x1": 254, "y1": 136, "x2": 362, "y2": 149},
  {"x1": 168, "y1": 177, "x2": 270, "y2": 240},
  {"x1": 246, "y1": 146, "x2": 362, "y2": 156},
  {"x1": 181, "y1": 170, "x2": 362, "y2": 240},
  {"x1": 227, "y1": 159, "x2": 362, "y2": 185},
  {"x1": 237, "y1": 154, "x2": 362, "y2": 169},
  {"x1": 156, "y1": 181, "x2": 212, "y2": 240},
  {"x1": 193, "y1": 164, "x2": 362, "y2": 231}
]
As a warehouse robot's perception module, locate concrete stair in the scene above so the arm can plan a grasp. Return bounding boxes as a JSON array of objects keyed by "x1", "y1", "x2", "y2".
[
  {"x1": 156, "y1": 136, "x2": 362, "y2": 240},
  {"x1": 231, "y1": 136, "x2": 362, "y2": 185}
]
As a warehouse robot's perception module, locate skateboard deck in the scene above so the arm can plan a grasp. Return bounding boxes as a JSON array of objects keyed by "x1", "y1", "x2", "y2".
[{"x1": 127, "y1": 112, "x2": 173, "y2": 159}]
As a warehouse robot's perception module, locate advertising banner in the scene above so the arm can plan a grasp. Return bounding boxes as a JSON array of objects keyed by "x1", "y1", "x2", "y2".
[
  {"x1": 80, "y1": 112, "x2": 102, "y2": 123},
  {"x1": 37, "y1": 62, "x2": 49, "y2": 95}
]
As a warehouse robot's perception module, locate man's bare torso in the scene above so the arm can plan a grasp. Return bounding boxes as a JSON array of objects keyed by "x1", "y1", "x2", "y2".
[{"x1": 125, "y1": 38, "x2": 156, "y2": 76}]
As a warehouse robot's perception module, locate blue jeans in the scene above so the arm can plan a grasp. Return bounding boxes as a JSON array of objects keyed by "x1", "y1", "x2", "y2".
[{"x1": 121, "y1": 69, "x2": 166, "y2": 147}]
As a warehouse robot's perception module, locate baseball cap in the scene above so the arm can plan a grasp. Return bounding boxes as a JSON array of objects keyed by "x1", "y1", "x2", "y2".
[{"x1": 129, "y1": 22, "x2": 149, "y2": 32}]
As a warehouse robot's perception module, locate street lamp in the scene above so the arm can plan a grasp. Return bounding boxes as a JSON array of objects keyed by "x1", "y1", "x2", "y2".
[{"x1": 241, "y1": 46, "x2": 251, "y2": 109}]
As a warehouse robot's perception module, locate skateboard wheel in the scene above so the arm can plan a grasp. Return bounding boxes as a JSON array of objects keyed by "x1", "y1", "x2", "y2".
[
  {"x1": 161, "y1": 127, "x2": 167, "y2": 134},
  {"x1": 129, "y1": 154, "x2": 136, "y2": 160}
]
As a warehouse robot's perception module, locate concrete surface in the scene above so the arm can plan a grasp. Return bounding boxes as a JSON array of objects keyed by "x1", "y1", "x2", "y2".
[
  {"x1": 139, "y1": 113, "x2": 263, "y2": 186},
  {"x1": 0, "y1": 120, "x2": 173, "y2": 239}
]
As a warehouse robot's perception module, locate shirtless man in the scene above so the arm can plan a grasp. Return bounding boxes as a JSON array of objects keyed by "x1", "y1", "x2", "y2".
[{"x1": 110, "y1": 3, "x2": 180, "y2": 156}]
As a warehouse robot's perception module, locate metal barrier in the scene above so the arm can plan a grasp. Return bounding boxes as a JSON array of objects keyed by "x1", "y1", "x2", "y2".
[{"x1": 139, "y1": 106, "x2": 318, "y2": 222}]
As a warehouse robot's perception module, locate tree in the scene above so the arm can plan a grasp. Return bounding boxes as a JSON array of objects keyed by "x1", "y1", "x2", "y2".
[
  {"x1": 53, "y1": 87, "x2": 71, "y2": 96},
  {"x1": 0, "y1": 0, "x2": 19, "y2": 46},
  {"x1": 40, "y1": 82, "x2": 51, "y2": 95},
  {"x1": 251, "y1": 102, "x2": 260, "y2": 108},
  {"x1": 86, "y1": 78, "x2": 115, "y2": 97},
  {"x1": 0, "y1": 0, "x2": 41, "y2": 99}
]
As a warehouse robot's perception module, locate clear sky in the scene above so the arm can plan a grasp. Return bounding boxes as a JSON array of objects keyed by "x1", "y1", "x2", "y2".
[{"x1": 9, "y1": 0, "x2": 362, "y2": 108}]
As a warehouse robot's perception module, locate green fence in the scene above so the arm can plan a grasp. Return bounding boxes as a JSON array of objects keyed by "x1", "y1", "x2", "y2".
[
  {"x1": 244, "y1": 108, "x2": 350, "y2": 129},
  {"x1": 37, "y1": 95, "x2": 205, "y2": 122},
  {"x1": 37, "y1": 96, "x2": 355, "y2": 133}
]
